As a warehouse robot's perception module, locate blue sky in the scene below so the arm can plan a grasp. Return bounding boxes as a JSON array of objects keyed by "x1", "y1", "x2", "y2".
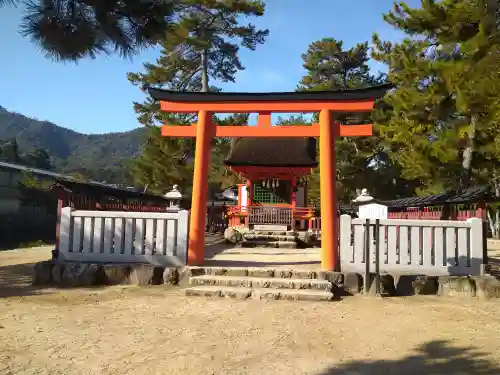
[{"x1": 0, "y1": 0, "x2": 417, "y2": 134}]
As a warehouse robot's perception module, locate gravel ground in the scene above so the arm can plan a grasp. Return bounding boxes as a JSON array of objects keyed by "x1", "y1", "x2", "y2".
[{"x1": 1, "y1": 247, "x2": 500, "y2": 375}]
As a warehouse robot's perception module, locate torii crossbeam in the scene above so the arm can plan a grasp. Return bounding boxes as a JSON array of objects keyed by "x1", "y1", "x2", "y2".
[{"x1": 149, "y1": 84, "x2": 392, "y2": 270}]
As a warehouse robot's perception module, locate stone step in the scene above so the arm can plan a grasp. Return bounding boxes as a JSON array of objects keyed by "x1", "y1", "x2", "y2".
[
  {"x1": 253, "y1": 225, "x2": 287, "y2": 232},
  {"x1": 185, "y1": 285, "x2": 334, "y2": 301},
  {"x1": 197, "y1": 267, "x2": 330, "y2": 280},
  {"x1": 241, "y1": 241, "x2": 297, "y2": 249},
  {"x1": 190, "y1": 275, "x2": 332, "y2": 292},
  {"x1": 253, "y1": 230, "x2": 296, "y2": 236},
  {"x1": 243, "y1": 234, "x2": 297, "y2": 242}
]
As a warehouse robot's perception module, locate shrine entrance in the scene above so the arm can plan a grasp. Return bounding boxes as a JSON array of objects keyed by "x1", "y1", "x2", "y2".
[{"x1": 148, "y1": 85, "x2": 391, "y2": 270}]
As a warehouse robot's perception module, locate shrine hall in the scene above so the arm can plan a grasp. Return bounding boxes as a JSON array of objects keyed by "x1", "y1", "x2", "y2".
[{"x1": 223, "y1": 137, "x2": 318, "y2": 230}]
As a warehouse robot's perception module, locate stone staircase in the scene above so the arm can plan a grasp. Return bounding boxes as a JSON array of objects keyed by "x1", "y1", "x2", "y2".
[
  {"x1": 185, "y1": 267, "x2": 338, "y2": 301},
  {"x1": 241, "y1": 229, "x2": 298, "y2": 248}
]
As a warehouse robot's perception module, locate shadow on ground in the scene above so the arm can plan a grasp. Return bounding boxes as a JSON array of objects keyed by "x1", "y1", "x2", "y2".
[
  {"x1": 0, "y1": 262, "x2": 50, "y2": 298},
  {"x1": 319, "y1": 340, "x2": 499, "y2": 375}
]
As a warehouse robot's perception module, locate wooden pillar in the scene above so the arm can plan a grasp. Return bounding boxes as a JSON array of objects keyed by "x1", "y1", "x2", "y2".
[
  {"x1": 55, "y1": 189, "x2": 66, "y2": 251},
  {"x1": 188, "y1": 110, "x2": 213, "y2": 265},
  {"x1": 291, "y1": 177, "x2": 297, "y2": 208},
  {"x1": 319, "y1": 109, "x2": 338, "y2": 271},
  {"x1": 247, "y1": 179, "x2": 253, "y2": 206}
]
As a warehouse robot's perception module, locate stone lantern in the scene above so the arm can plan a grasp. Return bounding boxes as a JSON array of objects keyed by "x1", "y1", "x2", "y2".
[
  {"x1": 353, "y1": 188, "x2": 388, "y2": 219},
  {"x1": 352, "y1": 188, "x2": 374, "y2": 204},
  {"x1": 164, "y1": 185, "x2": 183, "y2": 212}
]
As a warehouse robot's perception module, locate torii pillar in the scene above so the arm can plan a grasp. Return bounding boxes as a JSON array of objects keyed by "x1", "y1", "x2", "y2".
[{"x1": 148, "y1": 85, "x2": 391, "y2": 270}]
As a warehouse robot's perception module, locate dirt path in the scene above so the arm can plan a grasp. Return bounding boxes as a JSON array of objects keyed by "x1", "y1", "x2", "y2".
[{"x1": 1, "y1": 248, "x2": 500, "y2": 375}]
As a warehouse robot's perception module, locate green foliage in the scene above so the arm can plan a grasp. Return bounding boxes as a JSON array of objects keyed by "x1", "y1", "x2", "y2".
[
  {"x1": 0, "y1": 107, "x2": 144, "y2": 183},
  {"x1": 128, "y1": 0, "x2": 267, "y2": 193},
  {"x1": 1, "y1": 0, "x2": 176, "y2": 61},
  {"x1": 297, "y1": 37, "x2": 413, "y2": 204},
  {"x1": 372, "y1": 0, "x2": 500, "y2": 192},
  {"x1": 298, "y1": 38, "x2": 384, "y2": 91},
  {"x1": 0, "y1": 138, "x2": 21, "y2": 163}
]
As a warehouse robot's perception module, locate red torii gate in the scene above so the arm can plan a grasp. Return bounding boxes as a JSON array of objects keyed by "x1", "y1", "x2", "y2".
[{"x1": 148, "y1": 85, "x2": 391, "y2": 270}]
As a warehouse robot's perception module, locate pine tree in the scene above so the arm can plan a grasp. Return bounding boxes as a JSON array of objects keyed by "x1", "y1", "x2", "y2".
[
  {"x1": 2, "y1": 0, "x2": 176, "y2": 61},
  {"x1": 297, "y1": 38, "x2": 409, "y2": 204},
  {"x1": 2, "y1": 0, "x2": 267, "y2": 62},
  {"x1": 128, "y1": 0, "x2": 267, "y2": 194},
  {"x1": 372, "y1": 0, "x2": 500, "y2": 193}
]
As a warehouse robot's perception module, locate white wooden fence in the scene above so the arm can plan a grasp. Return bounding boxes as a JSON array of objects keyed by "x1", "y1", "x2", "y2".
[
  {"x1": 58, "y1": 207, "x2": 189, "y2": 266},
  {"x1": 339, "y1": 215, "x2": 485, "y2": 276}
]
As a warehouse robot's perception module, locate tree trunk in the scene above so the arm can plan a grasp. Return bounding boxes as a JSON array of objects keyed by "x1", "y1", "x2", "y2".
[
  {"x1": 201, "y1": 48, "x2": 209, "y2": 93},
  {"x1": 459, "y1": 114, "x2": 478, "y2": 190}
]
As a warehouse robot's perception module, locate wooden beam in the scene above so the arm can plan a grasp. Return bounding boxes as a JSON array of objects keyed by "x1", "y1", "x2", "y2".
[
  {"x1": 161, "y1": 124, "x2": 372, "y2": 137},
  {"x1": 160, "y1": 100, "x2": 375, "y2": 113}
]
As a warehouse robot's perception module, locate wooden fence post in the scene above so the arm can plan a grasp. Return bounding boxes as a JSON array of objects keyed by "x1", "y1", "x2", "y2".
[
  {"x1": 468, "y1": 218, "x2": 485, "y2": 276},
  {"x1": 177, "y1": 210, "x2": 190, "y2": 265},
  {"x1": 59, "y1": 206, "x2": 73, "y2": 254},
  {"x1": 339, "y1": 215, "x2": 352, "y2": 270}
]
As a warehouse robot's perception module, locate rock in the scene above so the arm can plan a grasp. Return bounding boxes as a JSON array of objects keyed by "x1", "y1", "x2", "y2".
[
  {"x1": 32, "y1": 261, "x2": 53, "y2": 285},
  {"x1": 304, "y1": 231, "x2": 317, "y2": 246},
  {"x1": 247, "y1": 268, "x2": 275, "y2": 278},
  {"x1": 225, "y1": 268, "x2": 249, "y2": 277},
  {"x1": 413, "y1": 276, "x2": 439, "y2": 295},
  {"x1": 343, "y1": 272, "x2": 362, "y2": 294},
  {"x1": 204, "y1": 267, "x2": 227, "y2": 276},
  {"x1": 128, "y1": 265, "x2": 164, "y2": 285},
  {"x1": 224, "y1": 227, "x2": 243, "y2": 244},
  {"x1": 438, "y1": 276, "x2": 476, "y2": 298},
  {"x1": 317, "y1": 271, "x2": 343, "y2": 285},
  {"x1": 275, "y1": 269, "x2": 293, "y2": 278},
  {"x1": 378, "y1": 275, "x2": 396, "y2": 296},
  {"x1": 178, "y1": 266, "x2": 205, "y2": 287},
  {"x1": 474, "y1": 276, "x2": 500, "y2": 299},
  {"x1": 291, "y1": 270, "x2": 317, "y2": 279},
  {"x1": 61, "y1": 263, "x2": 105, "y2": 287},
  {"x1": 51, "y1": 263, "x2": 66, "y2": 285},
  {"x1": 163, "y1": 267, "x2": 179, "y2": 284},
  {"x1": 102, "y1": 265, "x2": 130, "y2": 285}
]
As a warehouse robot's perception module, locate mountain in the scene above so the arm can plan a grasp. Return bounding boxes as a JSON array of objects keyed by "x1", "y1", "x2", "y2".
[{"x1": 0, "y1": 105, "x2": 146, "y2": 183}]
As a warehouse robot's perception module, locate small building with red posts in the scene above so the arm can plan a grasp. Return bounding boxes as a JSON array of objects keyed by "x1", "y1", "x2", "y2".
[
  {"x1": 382, "y1": 186, "x2": 491, "y2": 221},
  {"x1": 224, "y1": 137, "x2": 318, "y2": 230}
]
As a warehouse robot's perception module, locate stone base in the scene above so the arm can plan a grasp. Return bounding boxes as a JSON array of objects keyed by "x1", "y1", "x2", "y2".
[
  {"x1": 32, "y1": 261, "x2": 500, "y2": 301},
  {"x1": 186, "y1": 286, "x2": 334, "y2": 301},
  {"x1": 474, "y1": 276, "x2": 500, "y2": 299},
  {"x1": 438, "y1": 276, "x2": 477, "y2": 298},
  {"x1": 32, "y1": 261, "x2": 181, "y2": 288}
]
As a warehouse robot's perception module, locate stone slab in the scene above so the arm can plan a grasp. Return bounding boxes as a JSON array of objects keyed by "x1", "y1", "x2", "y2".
[
  {"x1": 438, "y1": 276, "x2": 476, "y2": 298},
  {"x1": 61, "y1": 263, "x2": 105, "y2": 287},
  {"x1": 185, "y1": 286, "x2": 251, "y2": 299},
  {"x1": 102, "y1": 265, "x2": 130, "y2": 285},
  {"x1": 185, "y1": 286, "x2": 333, "y2": 301},
  {"x1": 252, "y1": 288, "x2": 334, "y2": 302},
  {"x1": 128, "y1": 265, "x2": 164, "y2": 286},
  {"x1": 343, "y1": 273, "x2": 362, "y2": 294},
  {"x1": 474, "y1": 276, "x2": 500, "y2": 299},
  {"x1": 253, "y1": 225, "x2": 287, "y2": 232},
  {"x1": 189, "y1": 275, "x2": 332, "y2": 291}
]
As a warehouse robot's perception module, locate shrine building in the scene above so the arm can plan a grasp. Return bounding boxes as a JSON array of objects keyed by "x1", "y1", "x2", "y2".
[{"x1": 223, "y1": 137, "x2": 318, "y2": 230}]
